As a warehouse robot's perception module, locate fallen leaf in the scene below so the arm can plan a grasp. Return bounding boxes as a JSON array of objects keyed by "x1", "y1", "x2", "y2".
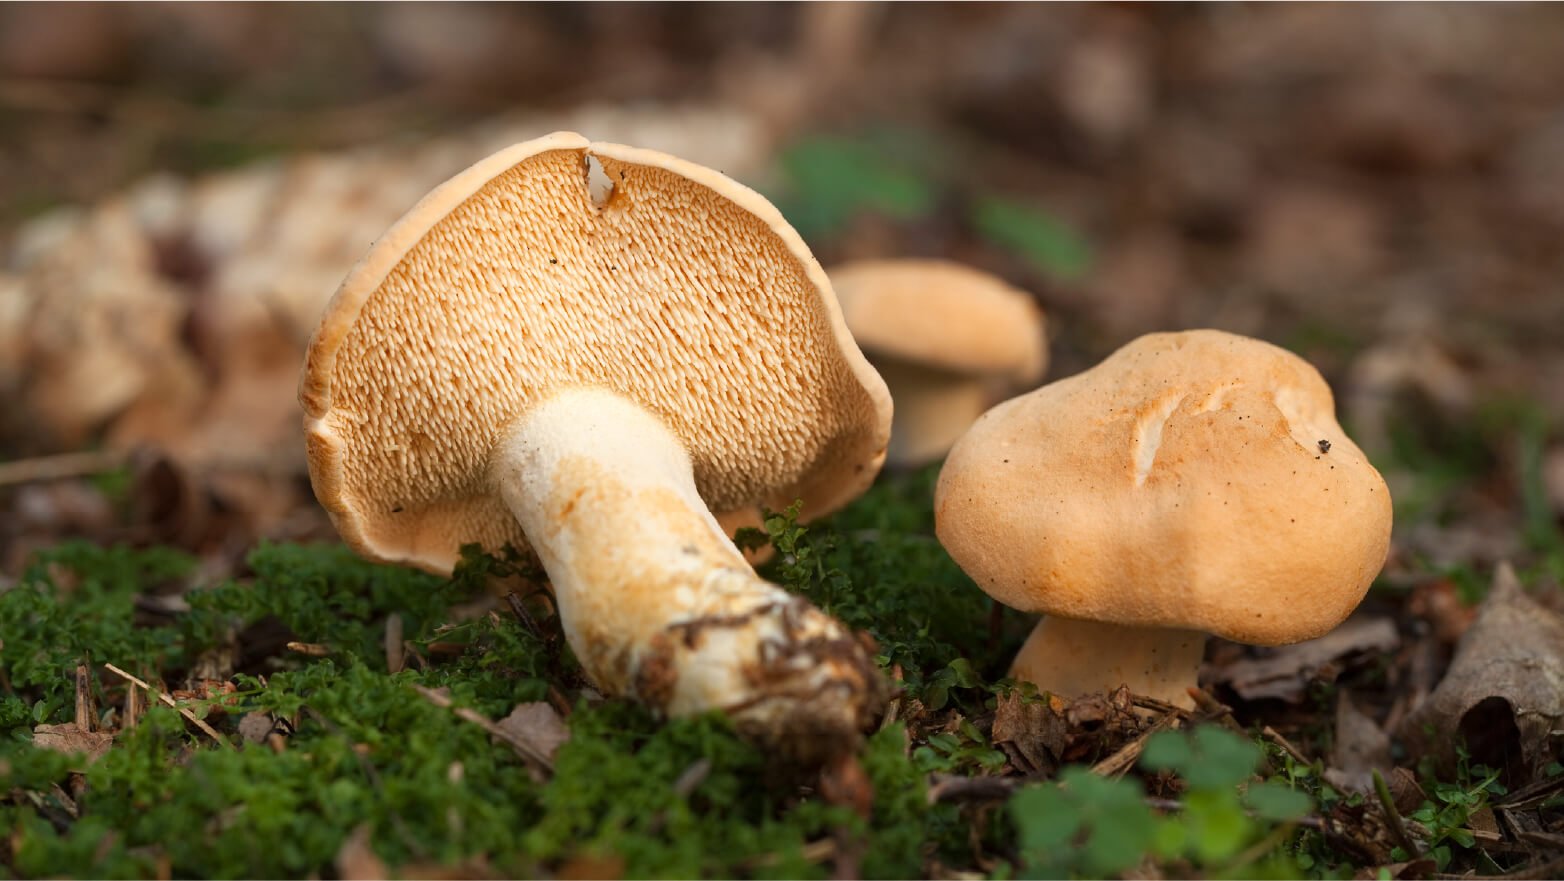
[
  {"x1": 1212, "y1": 615, "x2": 1400, "y2": 703},
  {"x1": 237, "y1": 712, "x2": 275, "y2": 744},
  {"x1": 334, "y1": 824, "x2": 387, "y2": 881},
  {"x1": 495, "y1": 702, "x2": 570, "y2": 764},
  {"x1": 32, "y1": 723, "x2": 113, "y2": 763},
  {"x1": 990, "y1": 689, "x2": 1069, "y2": 775},
  {"x1": 1398, "y1": 562, "x2": 1564, "y2": 779},
  {"x1": 1322, "y1": 691, "x2": 1394, "y2": 799}
]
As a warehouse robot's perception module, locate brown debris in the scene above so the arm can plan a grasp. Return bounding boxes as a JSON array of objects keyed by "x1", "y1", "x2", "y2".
[
  {"x1": 1212, "y1": 615, "x2": 1401, "y2": 704},
  {"x1": 990, "y1": 686, "x2": 1162, "y2": 776},
  {"x1": 494, "y1": 703, "x2": 571, "y2": 767},
  {"x1": 1323, "y1": 691, "x2": 1395, "y2": 799},
  {"x1": 1398, "y1": 563, "x2": 1564, "y2": 780},
  {"x1": 334, "y1": 824, "x2": 389, "y2": 881},
  {"x1": 30, "y1": 723, "x2": 113, "y2": 763}
]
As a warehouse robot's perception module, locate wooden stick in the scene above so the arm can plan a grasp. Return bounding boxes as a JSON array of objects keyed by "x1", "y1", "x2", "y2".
[
  {"x1": 1373, "y1": 768, "x2": 1422, "y2": 859},
  {"x1": 384, "y1": 615, "x2": 405, "y2": 674},
  {"x1": 103, "y1": 663, "x2": 232, "y2": 749},
  {"x1": 1092, "y1": 711, "x2": 1180, "y2": 778},
  {"x1": 1261, "y1": 725, "x2": 1312, "y2": 766}
]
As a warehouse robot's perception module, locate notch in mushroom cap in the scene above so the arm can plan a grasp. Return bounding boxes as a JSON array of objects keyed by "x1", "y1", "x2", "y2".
[
  {"x1": 830, "y1": 258, "x2": 1048, "y2": 468},
  {"x1": 300, "y1": 131, "x2": 893, "y2": 762},
  {"x1": 935, "y1": 329, "x2": 1393, "y2": 708}
]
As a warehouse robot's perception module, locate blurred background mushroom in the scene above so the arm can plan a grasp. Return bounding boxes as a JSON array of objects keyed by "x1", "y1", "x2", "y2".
[{"x1": 830, "y1": 258, "x2": 1048, "y2": 468}]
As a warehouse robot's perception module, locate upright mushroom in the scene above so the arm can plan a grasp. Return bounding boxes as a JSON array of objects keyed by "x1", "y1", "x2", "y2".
[
  {"x1": 830, "y1": 259, "x2": 1048, "y2": 468},
  {"x1": 301, "y1": 132, "x2": 893, "y2": 761},
  {"x1": 935, "y1": 330, "x2": 1392, "y2": 707}
]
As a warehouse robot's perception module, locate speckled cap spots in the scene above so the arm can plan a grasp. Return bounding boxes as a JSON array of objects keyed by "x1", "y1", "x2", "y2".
[
  {"x1": 301, "y1": 132, "x2": 891, "y2": 574},
  {"x1": 935, "y1": 329, "x2": 1392, "y2": 646}
]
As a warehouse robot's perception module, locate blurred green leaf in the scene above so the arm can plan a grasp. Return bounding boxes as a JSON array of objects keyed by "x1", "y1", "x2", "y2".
[
  {"x1": 1243, "y1": 781, "x2": 1313, "y2": 821},
  {"x1": 971, "y1": 195, "x2": 1092, "y2": 281},
  {"x1": 775, "y1": 137, "x2": 935, "y2": 238}
]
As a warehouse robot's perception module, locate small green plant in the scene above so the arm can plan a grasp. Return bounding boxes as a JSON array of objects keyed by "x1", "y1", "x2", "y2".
[
  {"x1": 1407, "y1": 746, "x2": 1508, "y2": 871},
  {"x1": 912, "y1": 716, "x2": 1007, "y2": 775},
  {"x1": 1009, "y1": 726, "x2": 1313, "y2": 878}
]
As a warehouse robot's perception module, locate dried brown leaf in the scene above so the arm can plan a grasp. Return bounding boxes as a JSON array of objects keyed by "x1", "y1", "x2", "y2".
[
  {"x1": 1212, "y1": 615, "x2": 1400, "y2": 703},
  {"x1": 1323, "y1": 691, "x2": 1394, "y2": 798},
  {"x1": 494, "y1": 701, "x2": 570, "y2": 764},
  {"x1": 990, "y1": 689, "x2": 1068, "y2": 775},
  {"x1": 237, "y1": 711, "x2": 275, "y2": 744},
  {"x1": 32, "y1": 722, "x2": 113, "y2": 762},
  {"x1": 334, "y1": 824, "x2": 388, "y2": 881},
  {"x1": 1398, "y1": 563, "x2": 1564, "y2": 779}
]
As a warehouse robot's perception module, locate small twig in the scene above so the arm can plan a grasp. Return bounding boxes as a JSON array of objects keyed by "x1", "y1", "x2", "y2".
[
  {"x1": 1092, "y1": 711, "x2": 1180, "y2": 778},
  {"x1": 672, "y1": 758, "x2": 713, "y2": 798},
  {"x1": 0, "y1": 449, "x2": 128, "y2": 487},
  {"x1": 927, "y1": 774, "x2": 1023, "y2": 804},
  {"x1": 504, "y1": 591, "x2": 541, "y2": 639},
  {"x1": 384, "y1": 614, "x2": 405, "y2": 674},
  {"x1": 1261, "y1": 725, "x2": 1312, "y2": 766},
  {"x1": 1374, "y1": 769, "x2": 1423, "y2": 860},
  {"x1": 102, "y1": 663, "x2": 232, "y2": 749},
  {"x1": 411, "y1": 684, "x2": 554, "y2": 776},
  {"x1": 73, "y1": 663, "x2": 95, "y2": 731},
  {"x1": 285, "y1": 641, "x2": 332, "y2": 657},
  {"x1": 546, "y1": 684, "x2": 572, "y2": 719},
  {"x1": 123, "y1": 679, "x2": 141, "y2": 729},
  {"x1": 1188, "y1": 687, "x2": 1274, "y2": 775}
]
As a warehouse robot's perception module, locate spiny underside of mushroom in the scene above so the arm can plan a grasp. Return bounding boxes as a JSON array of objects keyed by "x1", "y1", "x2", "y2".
[{"x1": 303, "y1": 138, "x2": 886, "y2": 575}]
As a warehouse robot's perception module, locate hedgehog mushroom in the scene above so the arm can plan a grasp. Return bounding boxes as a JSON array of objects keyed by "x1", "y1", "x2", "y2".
[
  {"x1": 831, "y1": 259, "x2": 1047, "y2": 468},
  {"x1": 301, "y1": 132, "x2": 893, "y2": 761},
  {"x1": 935, "y1": 330, "x2": 1392, "y2": 708}
]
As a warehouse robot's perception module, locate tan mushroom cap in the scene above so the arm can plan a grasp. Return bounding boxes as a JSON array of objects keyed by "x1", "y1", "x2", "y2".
[
  {"x1": 831, "y1": 258, "x2": 1047, "y2": 384},
  {"x1": 301, "y1": 131, "x2": 891, "y2": 574},
  {"x1": 936, "y1": 329, "x2": 1392, "y2": 646}
]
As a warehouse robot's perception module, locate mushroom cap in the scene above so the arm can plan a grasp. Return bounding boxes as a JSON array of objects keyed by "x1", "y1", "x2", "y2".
[
  {"x1": 301, "y1": 132, "x2": 891, "y2": 574},
  {"x1": 830, "y1": 258, "x2": 1047, "y2": 383},
  {"x1": 935, "y1": 329, "x2": 1392, "y2": 646}
]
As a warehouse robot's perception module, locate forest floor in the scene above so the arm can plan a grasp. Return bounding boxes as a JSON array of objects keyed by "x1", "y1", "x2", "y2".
[{"x1": 2, "y1": 5, "x2": 1563, "y2": 878}]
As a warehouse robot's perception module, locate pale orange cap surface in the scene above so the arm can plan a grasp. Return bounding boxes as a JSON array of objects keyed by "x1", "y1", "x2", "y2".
[
  {"x1": 936, "y1": 329, "x2": 1392, "y2": 646},
  {"x1": 831, "y1": 258, "x2": 1047, "y2": 384}
]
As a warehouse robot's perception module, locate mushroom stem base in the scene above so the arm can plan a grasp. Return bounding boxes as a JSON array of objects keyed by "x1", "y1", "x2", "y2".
[
  {"x1": 1009, "y1": 616, "x2": 1205, "y2": 709},
  {"x1": 494, "y1": 388, "x2": 886, "y2": 763}
]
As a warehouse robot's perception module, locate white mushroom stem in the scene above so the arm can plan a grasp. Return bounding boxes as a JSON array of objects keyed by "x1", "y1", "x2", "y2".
[
  {"x1": 1009, "y1": 616, "x2": 1206, "y2": 709},
  {"x1": 876, "y1": 358, "x2": 991, "y2": 468},
  {"x1": 494, "y1": 388, "x2": 884, "y2": 759}
]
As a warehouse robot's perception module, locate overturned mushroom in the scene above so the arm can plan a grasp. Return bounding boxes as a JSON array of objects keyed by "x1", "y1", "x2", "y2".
[
  {"x1": 935, "y1": 330, "x2": 1392, "y2": 707},
  {"x1": 830, "y1": 258, "x2": 1048, "y2": 468},
  {"x1": 301, "y1": 132, "x2": 893, "y2": 761}
]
